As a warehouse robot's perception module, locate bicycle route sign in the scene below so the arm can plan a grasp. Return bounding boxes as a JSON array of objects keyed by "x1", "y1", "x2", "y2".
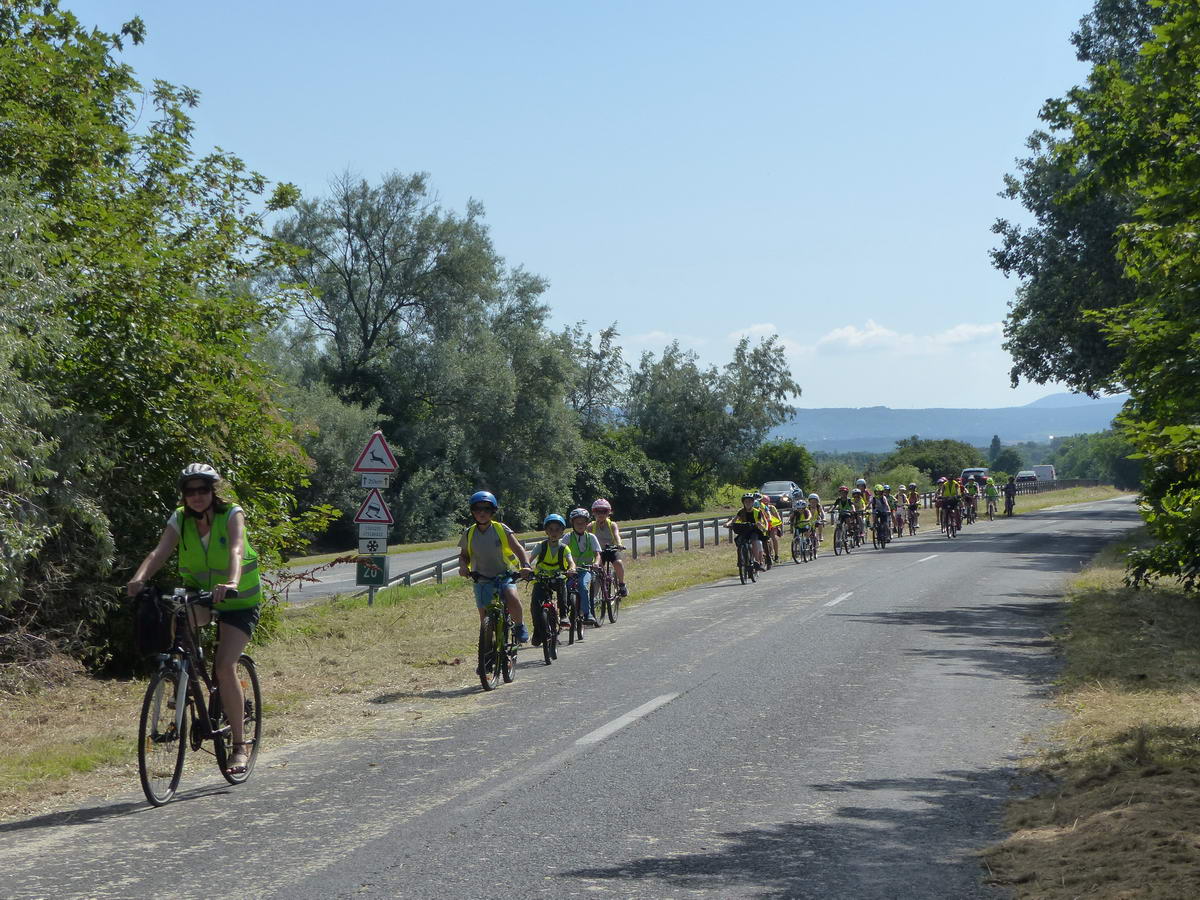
[{"x1": 356, "y1": 554, "x2": 389, "y2": 587}]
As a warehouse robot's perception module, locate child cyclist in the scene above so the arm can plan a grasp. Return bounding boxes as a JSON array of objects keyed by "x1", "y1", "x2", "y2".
[
  {"x1": 457, "y1": 490, "x2": 533, "y2": 644},
  {"x1": 806, "y1": 492, "x2": 826, "y2": 544},
  {"x1": 885, "y1": 485, "x2": 904, "y2": 538},
  {"x1": 529, "y1": 514, "x2": 576, "y2": 645},
  {"x1": 588, "y1": 498, "x2": 627, "y2": 597},
  {"x1": 563, "y1": 507, "x2": 602, "y2": 627},
  {"x1": 763, "y1": 495, "x2": 784, "y2": 561},
  {"x1": 724, "y1": 492, "x2": 767, "y2": 568}
]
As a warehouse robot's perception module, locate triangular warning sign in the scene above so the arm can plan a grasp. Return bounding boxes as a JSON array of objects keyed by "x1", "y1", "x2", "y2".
[
  {"x1": 353, "y1": 431, "x2": 399, "y2": 473},
  {"x1": 354, "y1": 488, "x2": 394, "y2": 524}
]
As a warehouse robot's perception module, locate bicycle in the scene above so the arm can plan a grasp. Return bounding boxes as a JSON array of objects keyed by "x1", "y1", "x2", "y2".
[
  {"x1": 471, "y1": 573, "x2": 520, "y2": 690},
  {"x1": 1004, "y1": 494, "x2": 1015, "y2": 517},
  {"x1": 791, "y1": 524, "x2": 818, "y2": 563},
  {"x1": 572, "y1": 567, "x2": 601, "y2": 642},
  {"x1": 134, "y1": 587, "x2": 261, "y2": 807},
  {"x1": 591, "y1": 545, "x2": 625, "y2": 623},
  {"x1": 964, "y1": 497, "x2": 977, "y2": 525},
  {"x1": 832, "y1": 512, "x2": 853, "y2": 556},
  {"x1": 730, "y1": 523, "x2": 760, "y2": 583},
  {"x1": 907, "y1": 504, "x2": 920, "y2": 536},
  {"x1": 986, "y1": 497, "x2": 997, "y2": 521},
  {"x1": 529, "y1": 572, "x2": 563, "y2": 665},
  {"x1": 944, "y1": 500, "x2": 959, "y2": 539},
  {"x1": 871, "y1": 512, "x2": 891, "y2": 549}
]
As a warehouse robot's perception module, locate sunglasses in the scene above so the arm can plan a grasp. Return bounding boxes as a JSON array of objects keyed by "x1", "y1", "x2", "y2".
[
  {"x1": 470, "y1": 505, "x2": 495, "y2": 513},
  {"x1": 183, "y1": 485, "x2": 213, "y2": 497}
]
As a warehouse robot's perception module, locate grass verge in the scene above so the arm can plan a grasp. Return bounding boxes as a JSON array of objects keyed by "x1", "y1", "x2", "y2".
[
  {"x1": 0, "y1": 534, "x2": 744, "y2": 821},
  {"x1": 982, "y1": 530, "x2": 1200, "y2": 898}
]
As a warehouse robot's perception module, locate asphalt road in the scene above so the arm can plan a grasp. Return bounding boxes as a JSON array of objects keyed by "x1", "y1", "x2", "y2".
[{"x1": 0, "y1": 497, "x2": 1139, "y2": 899}]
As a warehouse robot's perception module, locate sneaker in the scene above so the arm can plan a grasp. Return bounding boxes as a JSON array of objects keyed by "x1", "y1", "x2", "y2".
[
  {"x1": 531, "y1": 632, "x2": 543, "y2": 647},
  {"x1": 586, "y1": 615, "x2": 599, "y2": 627},
  {"x1": 514, "y1": 623, "x2": 530, "y2": 644},
  {"x1": 617, "y1": 583, "x2": 628, "y2": 597},
  {"x1": 559, "y1": 616, "x2": 570, "y2": 626}
]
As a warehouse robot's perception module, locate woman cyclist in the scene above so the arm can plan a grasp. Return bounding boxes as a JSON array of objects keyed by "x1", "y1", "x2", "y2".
[{"x1": 126, "y1": 463, "x2": 262, "y2": 775}]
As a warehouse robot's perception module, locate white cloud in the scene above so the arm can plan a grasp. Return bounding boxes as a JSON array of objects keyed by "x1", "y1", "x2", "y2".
[{"x1": 810, "y1": 320, "x2": 1002, "y2": 356}]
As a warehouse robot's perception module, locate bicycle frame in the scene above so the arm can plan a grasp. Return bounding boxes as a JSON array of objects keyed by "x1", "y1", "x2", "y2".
[{"x1": 155, "y1": 590, "x2": 225, "y2": 744}]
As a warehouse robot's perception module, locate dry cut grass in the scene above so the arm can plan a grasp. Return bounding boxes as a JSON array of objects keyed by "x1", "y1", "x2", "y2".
[
  {"x1": 0, "y1": 534, "x2": 745, "y2": 822},
  {"x1": 983, "y1": 533, "x2": 1200, "y2": 898}
]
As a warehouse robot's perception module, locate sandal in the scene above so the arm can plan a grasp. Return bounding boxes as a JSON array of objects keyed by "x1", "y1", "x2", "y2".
[{"x1": 227, "y1": 743, "x2": 251, "y2": 775}]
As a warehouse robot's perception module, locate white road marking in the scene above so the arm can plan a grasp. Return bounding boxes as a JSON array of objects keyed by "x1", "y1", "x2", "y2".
[
  {"x1": 825, "y1": 592, "x2": 853, "y2": 607},
  {"x1": 918, "y1": 554, "x2": 938, "y2": 563},
  {"x1": 576, "y1": 694, "x2": 679, "y2": 745}
]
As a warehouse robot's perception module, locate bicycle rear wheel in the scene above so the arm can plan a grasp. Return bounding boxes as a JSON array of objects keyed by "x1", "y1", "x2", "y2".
[
  {"x1": 833, "y1": 524, "x2": 844, "y2": 556},
  {"x1": 212, "y1": 655, "x2": 262, "y2": 785},
  {"x1": 138, "y1": 667, "x2": 187, "y2": 806},
  {"x1": 479, "y1": 616, "x2": 500, "y2": 691}
]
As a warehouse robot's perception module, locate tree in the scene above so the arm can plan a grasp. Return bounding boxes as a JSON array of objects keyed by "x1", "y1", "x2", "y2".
[
  {"x1": 273, "y1": 171, "x2": 500, "y2": 402},
  {"x1": 625, "y1": 337, "x2": 799, "y2": 510},
  {"x1": 883, "y1": 437, "x2": 984, "y2": 479},
  {"x1": 0, "y1": 3, "x2": 329, "y2": 673},
  {"x1": 988, "y1": 435, "x2": 1002, "y2": 463},
  {"x1": 1045, "y1": 0, "x2": 1198, "y2": 586},
  {"x1": 991, "y1": 448, "x2": 1025, "y2": 476},
  {"x1": 990, "y1": 0, "x2": 1165, "y2": 394},
  {"x1": 563, "y1": 324, "x2": 628, "y2": 438},
  {"x1": 743, "y1": 440, "x2": 815, "y2": 492}
]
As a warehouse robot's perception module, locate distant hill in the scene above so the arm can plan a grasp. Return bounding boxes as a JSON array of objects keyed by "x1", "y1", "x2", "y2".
[
  {"x1": 1024, "y1": 392, "x2": 1130, "y2": 409},
  {"x1": 772, "y1": 396, "x2": 1126, "y2": 452}
]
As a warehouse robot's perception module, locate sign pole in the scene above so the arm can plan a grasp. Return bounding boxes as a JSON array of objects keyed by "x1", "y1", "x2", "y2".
[{"x1": 352, "y1": 430, "x2": 399, "y2": 598}]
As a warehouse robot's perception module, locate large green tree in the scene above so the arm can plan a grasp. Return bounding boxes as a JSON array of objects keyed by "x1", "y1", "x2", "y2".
[
  {"x1": 625, "y1": 337, "x2": 799, "y2": 510},
  {"x1": 991, "y1": 0, "x2": 1164, "y2": 394},
  {"x1": 1049, "y1": 0, "x2": 1200, "y2": 586},
  {"x1": 0, "y1": 2, "x2": 326, "y2": 672},
  {"x1": 882, "y1": 437, "x2": 984, "y2": 479}
]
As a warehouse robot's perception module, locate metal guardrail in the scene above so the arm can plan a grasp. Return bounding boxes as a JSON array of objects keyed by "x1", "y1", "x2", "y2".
[{"x1": 361, "y1": 479, "x2": 1101, "y2": 594}]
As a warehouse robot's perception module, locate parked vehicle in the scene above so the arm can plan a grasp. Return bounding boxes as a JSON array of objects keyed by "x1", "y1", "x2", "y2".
[
  {"x1": 1015, "y1": 470, "x2": 1038, "y2": 484},
  {"x1": 1032, "y1": 465, "x2": 1057, "y2": 482},
  {"x1": 961, "y1": 467, "x2": 990, "y2": 482},
  {"x1": 759, "y1": 480, "x2": 801, "y2": 509}
]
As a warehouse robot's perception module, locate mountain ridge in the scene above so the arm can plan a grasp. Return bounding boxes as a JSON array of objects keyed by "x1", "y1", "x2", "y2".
[{"x1": 772, "y1": 397, "x2": 1125, "y2": 452}]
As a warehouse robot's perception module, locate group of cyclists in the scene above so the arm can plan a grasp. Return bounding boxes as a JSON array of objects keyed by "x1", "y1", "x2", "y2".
[
  {"x1": 721, "y1": 472, "x2": 1022, "y2": 567},
  {"x1": 456, "y1": 491, "x2": 627, "y2": 648}
]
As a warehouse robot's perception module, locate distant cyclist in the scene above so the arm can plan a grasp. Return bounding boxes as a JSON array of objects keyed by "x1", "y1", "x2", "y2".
[
  {"x1": 458, "y1": 491, "x2": 533, "y2": 644},
  {"x1": 588, "y1": 499, "x2": 627, "y2": 597},
  {"x1": 564, "y1": 508, "x2": 602, "y2": 627},
  {"x1": 1003, "y1": 476, "x2": 1018, "y2": 516}
]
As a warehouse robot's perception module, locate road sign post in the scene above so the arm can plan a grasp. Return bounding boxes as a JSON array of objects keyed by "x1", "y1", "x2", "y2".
[{"x1": 351, "y1": 431, "x2": 399, "y2": 605}]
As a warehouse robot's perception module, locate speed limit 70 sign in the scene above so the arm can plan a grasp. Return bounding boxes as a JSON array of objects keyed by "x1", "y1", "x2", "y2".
[{"x1": 359, "y1": 539, "x2": 386, "y2": 554}]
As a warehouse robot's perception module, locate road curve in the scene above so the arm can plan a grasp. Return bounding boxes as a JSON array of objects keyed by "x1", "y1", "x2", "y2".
[{"x1": 0, "y1": 497, "x2": 1139, "y2": 899}]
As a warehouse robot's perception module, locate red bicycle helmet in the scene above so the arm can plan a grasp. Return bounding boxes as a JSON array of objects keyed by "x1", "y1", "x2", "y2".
[{"x1": 590, "y1": 498, "x2": 612, "y2": 512}]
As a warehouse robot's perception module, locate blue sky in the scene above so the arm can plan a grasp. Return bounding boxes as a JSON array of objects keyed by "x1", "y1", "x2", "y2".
[{"x1": 72, "y1": 0, "x2": 1095, "y2": 408}]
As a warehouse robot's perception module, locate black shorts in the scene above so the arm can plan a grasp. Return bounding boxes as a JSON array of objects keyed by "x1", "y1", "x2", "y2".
[
  {"x1": 600, "y1": 547, "x2": 623, "y2": 563},
  {"x1": 217, "y1": 605, "x2": 261, "y2": 639}
]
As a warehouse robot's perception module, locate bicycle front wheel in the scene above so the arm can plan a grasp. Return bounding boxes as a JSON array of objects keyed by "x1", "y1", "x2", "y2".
[
  {"x1": 138, "y1": 667, "x2": 187, "y2": 806},
  {"x1": 213, "y1": 655, "x2": 262, "y2": 785},
  {"x1": 479, "y1": 617, "x2": 500, "y2": 691},
  {"x1": 791, "y1": 534, "x2": 802, "y2": 564}
]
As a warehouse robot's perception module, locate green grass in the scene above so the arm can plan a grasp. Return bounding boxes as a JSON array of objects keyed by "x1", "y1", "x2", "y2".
[{"x1": 0, "y1": 733, "x2": 129, "y2": 791}]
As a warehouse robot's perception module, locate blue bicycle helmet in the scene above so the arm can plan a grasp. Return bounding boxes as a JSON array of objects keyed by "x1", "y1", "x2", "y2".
[
  {"x1": 469, "y1": 490, "x2": 498, "y2": 510},
  {"x1": 542, "y1": 513, "x2": 566, "y2": 529}
]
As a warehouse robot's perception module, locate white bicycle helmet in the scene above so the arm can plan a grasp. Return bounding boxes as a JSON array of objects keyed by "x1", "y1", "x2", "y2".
[
  {"x1": 568, "y1": 507, "x2": 590, "y2": 522},
  {"x1": 178, "y1": 463, "x2": 220, "y2": 489}
]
